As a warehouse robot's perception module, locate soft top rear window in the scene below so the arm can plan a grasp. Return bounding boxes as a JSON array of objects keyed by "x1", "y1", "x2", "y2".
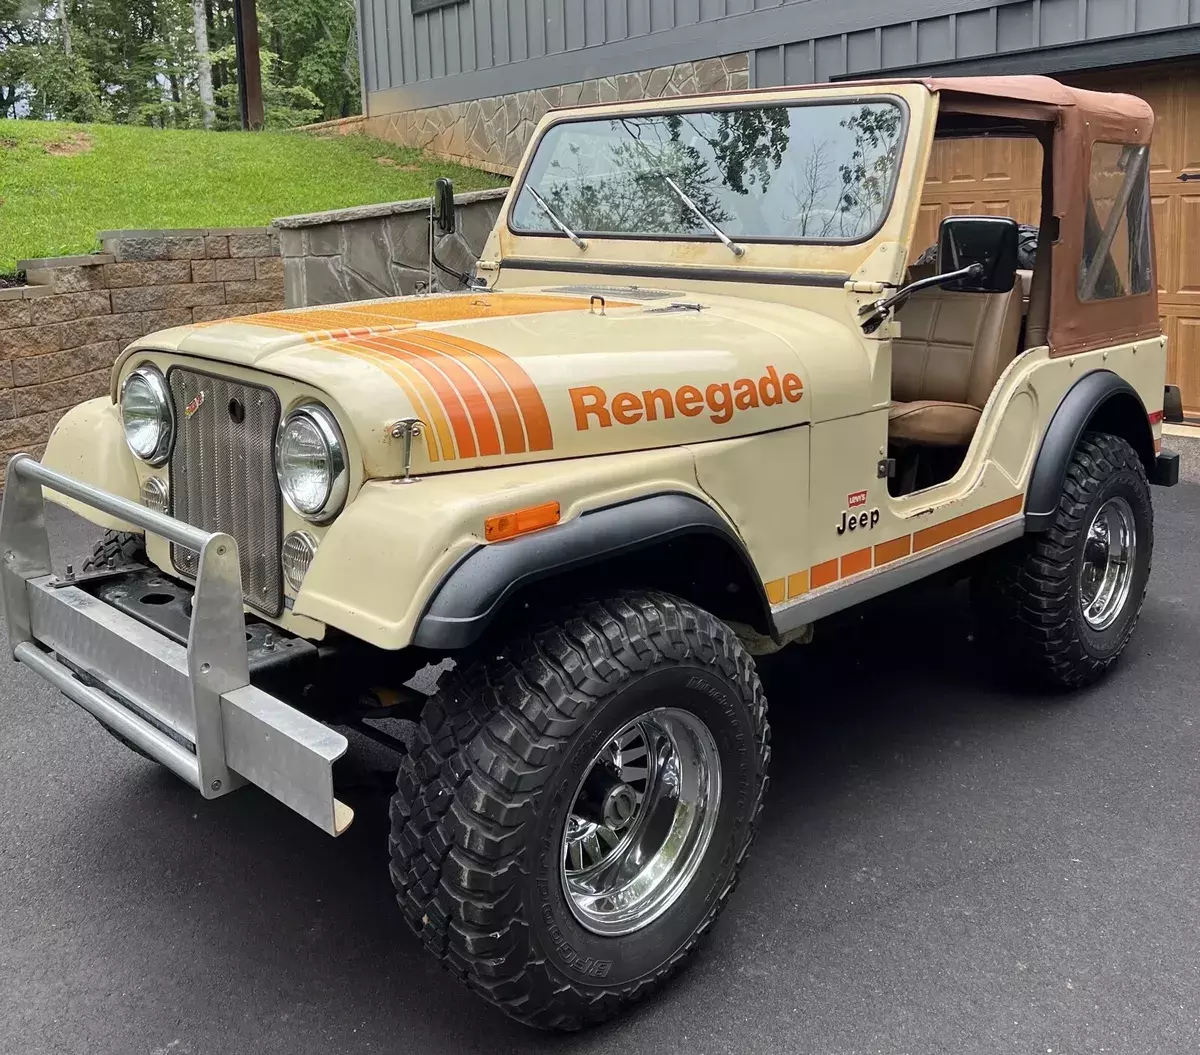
[{"x1": 509, "y1": 99, "x2": 907, "y2": 246}]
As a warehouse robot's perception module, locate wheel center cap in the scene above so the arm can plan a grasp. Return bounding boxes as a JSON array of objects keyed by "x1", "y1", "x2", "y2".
[{"x1": 602, "y1": 784, "x2": 638, "y2": 830}]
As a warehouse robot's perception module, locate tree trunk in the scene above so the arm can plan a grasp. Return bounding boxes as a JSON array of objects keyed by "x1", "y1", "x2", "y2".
[
  {"x1": 60, "y1": 0, "x2": 72, "y2": 57},
  {"x1": 192, "y1": 0, "x2": 215, "y2": 130}
]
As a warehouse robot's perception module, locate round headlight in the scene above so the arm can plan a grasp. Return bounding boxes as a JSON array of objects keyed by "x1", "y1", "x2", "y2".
[
  {"x1": 275, "y1": 403, "x2": 348, "y2": 523},
  {"x1": 121, "y1": 365, "x2": 173, "y2": 465}
]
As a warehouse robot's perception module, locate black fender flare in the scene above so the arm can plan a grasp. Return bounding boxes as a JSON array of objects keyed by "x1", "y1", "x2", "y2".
[
  {"x1": 1025, "y1": 369, "x2": 1153, "y2": 533},
  {"x1": 412, "y1": 492, "x2": 771, "y2": 650}
]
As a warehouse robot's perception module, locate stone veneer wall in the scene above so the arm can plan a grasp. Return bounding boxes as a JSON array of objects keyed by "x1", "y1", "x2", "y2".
[
  {"x1": 364, "y1": 53, "x2": 750, "y2": 176},
  {"x1": 274, "y1": 188, "x2": 507, "y2": 307},
  {"x1": 0, "y1": 228, "x2": 283, "y2": 470}
]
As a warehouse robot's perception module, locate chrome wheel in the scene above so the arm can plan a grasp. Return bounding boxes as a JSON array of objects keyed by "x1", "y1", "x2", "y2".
[
  {"x1": 1079, "y1": 496, "x2": 1137, "y2": 631},
  {"x1": 561, "y1": 708, "x2": 721, "y2": 937}
]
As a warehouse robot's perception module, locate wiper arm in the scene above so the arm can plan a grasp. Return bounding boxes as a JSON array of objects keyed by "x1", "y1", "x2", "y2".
[
  {"x1": 527, "y1": 187, "x2": 588, "y2": 251},
  {"x1": 662, "y1": 175, "x2": 745, "y2": 258}
]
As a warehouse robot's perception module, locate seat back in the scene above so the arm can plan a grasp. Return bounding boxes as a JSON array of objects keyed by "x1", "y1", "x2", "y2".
[{"x1": 892, "y1": 284, "x2": 1024, "y2": 409}]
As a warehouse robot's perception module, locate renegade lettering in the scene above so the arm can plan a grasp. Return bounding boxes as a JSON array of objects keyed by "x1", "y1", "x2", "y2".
[{"x1": 569, "y1": 366, "x2": 803, "y2": 430}]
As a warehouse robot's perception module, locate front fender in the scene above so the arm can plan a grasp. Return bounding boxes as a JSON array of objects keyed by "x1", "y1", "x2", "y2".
[
  {"x1": 293, "y1": 446, "x2": 710, "y2": 650},
  {"x1": 41, "y1": 398, "x2": 142, "y2": 533},
  {"x1": 412, "y1": 492, "x2": 765, "y2": 650}
]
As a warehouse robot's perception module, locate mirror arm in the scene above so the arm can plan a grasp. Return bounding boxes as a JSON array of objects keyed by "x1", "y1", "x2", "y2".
[{"x1": 858, "y1": 263, "x2": 985, "y2": 334}]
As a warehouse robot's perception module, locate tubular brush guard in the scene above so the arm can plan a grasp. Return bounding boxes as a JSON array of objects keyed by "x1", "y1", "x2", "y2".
[{"x1": 0, "y1": 454, "x2": 352, "y2": 836}]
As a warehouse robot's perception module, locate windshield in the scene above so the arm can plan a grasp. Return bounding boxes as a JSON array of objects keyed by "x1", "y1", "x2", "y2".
[{"x1": 509, "y1": 99, "x2": 906, "y2": 245}]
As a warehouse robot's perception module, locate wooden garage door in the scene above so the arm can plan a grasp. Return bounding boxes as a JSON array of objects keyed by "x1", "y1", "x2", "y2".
[
  {"x1": 917, "y1": 65, "x2": 1200, "y2": 417},
  {"x1": 1069, "y1": 65, "x2": 1200, "y2": 418},
  {"x1": 915, "y1": 136, "x2": 1043, "y2": 257}
]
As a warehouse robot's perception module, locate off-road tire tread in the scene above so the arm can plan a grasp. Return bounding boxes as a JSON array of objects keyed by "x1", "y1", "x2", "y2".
[
  {"x1": 81, "y1": 531, "x2": 152, "y2": 759},
  {"x1": 388, "y1": 591, "x2": 769, "y2": 1030},
  {"x1": 81, "y1": 530, "x2": 145, "y2": 572},
  {"x1": 976, "y1": 431, "x2": 1151, "y2": 687}
]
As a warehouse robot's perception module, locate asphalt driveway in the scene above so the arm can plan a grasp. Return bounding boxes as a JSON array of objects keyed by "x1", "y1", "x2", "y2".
[{"x1": 3, "y1": 452, "x2": 1200, "y2": 1055}]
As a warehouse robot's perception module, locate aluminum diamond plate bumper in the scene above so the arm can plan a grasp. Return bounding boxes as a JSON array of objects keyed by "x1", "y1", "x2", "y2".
[{"x1": 0, "y1": 454, "x2": 352, "y2": 836}]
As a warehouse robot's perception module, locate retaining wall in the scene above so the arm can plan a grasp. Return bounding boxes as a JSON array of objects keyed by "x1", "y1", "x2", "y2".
[{"x1": 1, "y1": 228, "x2": 283, "y2": 466}]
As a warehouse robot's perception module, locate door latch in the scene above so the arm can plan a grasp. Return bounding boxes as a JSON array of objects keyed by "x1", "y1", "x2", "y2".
[{"x1": 878, "y1": 458, "x2": 896, "y2": 479}]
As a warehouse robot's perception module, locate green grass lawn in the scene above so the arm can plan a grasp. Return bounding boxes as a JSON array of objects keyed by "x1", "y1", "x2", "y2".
[{"x1": 0, "y1": 121, "x2": 507, "y2": 275}]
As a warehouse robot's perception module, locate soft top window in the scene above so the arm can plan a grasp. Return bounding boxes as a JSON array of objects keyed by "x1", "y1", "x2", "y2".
[
  {"x1": 1079, "y1": 143, "x2": 1153, "y2": 302},
  {"x1": 509, "y1": 100, "x2": 906, "y2": 245}
]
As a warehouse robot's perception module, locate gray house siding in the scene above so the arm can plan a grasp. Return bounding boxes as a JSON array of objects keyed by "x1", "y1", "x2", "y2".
[
  {"x1": 751, "y1": 0, "x2": 1200, "y2": 87},
  {"x1": 359, "y1": 0, "x2": 1200, "y2": 115}
]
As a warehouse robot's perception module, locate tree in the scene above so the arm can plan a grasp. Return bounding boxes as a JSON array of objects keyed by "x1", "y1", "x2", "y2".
[
  {"x1": 0, "y1": 0, "x2": 360, "y2": 127},
  {"x1": 257, "y1": 0, "x2": 359, "y2": 121},
  {"x1": 191, "y1": 0, "x2": 214, "y2": 128},
  {"x1": 836, "y1": 104, "x2": 903, "y2": 237}
]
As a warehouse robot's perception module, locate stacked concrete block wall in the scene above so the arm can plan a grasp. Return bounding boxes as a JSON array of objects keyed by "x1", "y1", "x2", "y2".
[
  {"x1": 0, "y1": 228, "x2": 282, "y2": 470},
  {"x1": 364, "y1": 54, "x2": 750, "y2": 176},
  {"x1": 275, "y1": 188, "x2": 507, "y2": 307}
]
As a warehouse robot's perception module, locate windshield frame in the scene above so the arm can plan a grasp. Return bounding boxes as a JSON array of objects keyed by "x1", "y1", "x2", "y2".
[{"x1": 506, "y1": 94, "x2": 911, "y2": 249}]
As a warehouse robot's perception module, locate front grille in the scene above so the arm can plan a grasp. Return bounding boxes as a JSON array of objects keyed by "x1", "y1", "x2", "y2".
[{"x1": 167, "y1": 368, "x2": 283, "y2": 616}]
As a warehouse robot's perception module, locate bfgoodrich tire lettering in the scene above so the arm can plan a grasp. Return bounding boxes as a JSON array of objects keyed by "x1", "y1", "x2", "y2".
[
  {"x1": 388, "y1": 591, "x2": 770, "y2": 1030},
  {"x1": 974, "y1": 431, "x2": 1153, "y2": 687}
]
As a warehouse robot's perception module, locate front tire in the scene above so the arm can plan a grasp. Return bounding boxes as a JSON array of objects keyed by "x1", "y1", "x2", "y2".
[
  {"x1": 81, "y1": 530, "x2": 145, "y2": 572},
  {"x1": 974, "y1": 431, "x2": 1153, "y2": 687},
  {"x1": 82, "y1": 531, "x2": 157, "y2": 761},
  {"x1": 389, "y1": 592, "x2": 769, "y2": 1030}
]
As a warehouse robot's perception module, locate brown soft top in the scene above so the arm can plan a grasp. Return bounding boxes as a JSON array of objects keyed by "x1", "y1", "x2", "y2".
[
  {"x1": 811, "y1": 74, "x2": 1154, "y2": 140},
  {"x1": 922, "y1": 75, "x2": 1153, "y2": 136}
]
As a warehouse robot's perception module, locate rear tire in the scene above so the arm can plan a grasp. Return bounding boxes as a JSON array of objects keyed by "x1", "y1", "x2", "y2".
[
  {"x1": 388, "y1": 591, "x2": 769, "y2": 1029},
  {"x1": 974, "y1": 431, "x2": 1153, "y2": 687}
]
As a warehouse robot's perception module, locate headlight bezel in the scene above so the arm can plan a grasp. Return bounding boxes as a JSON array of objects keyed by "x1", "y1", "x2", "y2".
[
  {"x1": 120, "y1": 364, "x2": 174, "y2": 467},
  {"x1": 275, "y1": 402, "x2": 349, "y2": 524}
]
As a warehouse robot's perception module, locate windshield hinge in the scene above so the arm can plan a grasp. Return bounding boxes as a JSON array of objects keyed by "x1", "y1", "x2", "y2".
[{"x1": 845, "y1": 280, "x2": 888, "y2": 294}]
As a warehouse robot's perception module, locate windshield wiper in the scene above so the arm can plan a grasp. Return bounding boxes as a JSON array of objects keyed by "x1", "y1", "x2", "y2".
[
  {"x1": 527, "y1": 187, "x2": 588, "y2": 251},
  {"x1": 661, "y1": 175, "x2": 745, "y2": 258}
]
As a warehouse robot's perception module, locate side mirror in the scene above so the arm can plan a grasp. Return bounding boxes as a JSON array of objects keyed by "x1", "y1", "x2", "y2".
[
  {"x1": 433, "y1": 177, "x2": 456, "y2": 235},
  {"x1": 937, "y1": 216, "x2": 1019, "y2": 293}
]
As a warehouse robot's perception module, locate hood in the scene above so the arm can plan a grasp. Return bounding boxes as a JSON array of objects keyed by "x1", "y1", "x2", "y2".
[{"x1": 126, "y1": 287, "x2": 866, "y2": 477}]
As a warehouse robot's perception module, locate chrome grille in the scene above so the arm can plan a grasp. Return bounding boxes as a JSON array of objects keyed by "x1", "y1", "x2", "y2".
[{"x1": 167, "y1": 368, "x2": 283, "y2": 616}]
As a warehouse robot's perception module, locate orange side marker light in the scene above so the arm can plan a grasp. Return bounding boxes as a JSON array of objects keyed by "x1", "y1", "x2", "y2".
[{"x1": 484, "y1": 501, "x2": 561, "y2": 542}]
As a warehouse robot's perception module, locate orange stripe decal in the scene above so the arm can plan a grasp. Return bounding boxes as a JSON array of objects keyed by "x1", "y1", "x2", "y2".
[
  {"x1": 356, "y1": 334, "x2": 478, "y2": 459},
  {"x1": 874, "y1": 536, "x2": 912, "y2": 566},
  {"x1": 204, "y1": 292, "x2": 634, "y2": 333},
  {"x1": 407, "y1": 331, "x2": 529, "y2": 455},
  {"x1": 431, "y1": 332, "x2": 554, "y2": 453},
  {"x1": 811, "y1": 559, "x2": 839, "y2": 590},
  {"x1": 319, "y1": 341, "x2": 445, "y2": 462},
  {"x1": 768, "y1": 495, "x2": 1026, "y2": 608},
  {"x1": 840, "y1": 547, "x2": 872, "y2": 578},
  {"x1": 388, "y1": 335, "x2": 503, "y2": 458},
  {"x1": 912, "y1": 495, "x2": 1024, "y2": 553}
]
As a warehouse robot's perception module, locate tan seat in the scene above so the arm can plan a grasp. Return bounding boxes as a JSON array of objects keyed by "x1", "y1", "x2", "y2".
[{"x1": 889, "y1": 283, "x2": 1024, "y2": 447}]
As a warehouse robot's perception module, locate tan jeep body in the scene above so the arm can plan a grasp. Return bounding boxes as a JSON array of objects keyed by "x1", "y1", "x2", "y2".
[
  {"x1": 2, "y1": 72, "x2": 1178, "y2": 1031},
  {"x1": 40, "y1": 78, "x2": 1170, "y2": 655}
]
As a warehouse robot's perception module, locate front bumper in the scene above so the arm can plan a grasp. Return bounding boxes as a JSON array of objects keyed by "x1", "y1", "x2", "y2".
[{"x1": 0, "y1": 454, "x2": 353, "y2": 836}]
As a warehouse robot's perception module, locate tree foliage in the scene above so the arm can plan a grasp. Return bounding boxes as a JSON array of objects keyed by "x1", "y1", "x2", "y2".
[{"x1": 0, "y1": 0, "x2": 360, "y2": 127}]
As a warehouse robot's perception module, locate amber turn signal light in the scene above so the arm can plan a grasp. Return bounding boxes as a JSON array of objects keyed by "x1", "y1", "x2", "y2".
[{"x1": 484, "y1": 501, "x2": 560, "y2": 542}]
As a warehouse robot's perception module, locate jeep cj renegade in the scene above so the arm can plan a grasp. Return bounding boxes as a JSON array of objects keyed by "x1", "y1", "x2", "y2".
[{"x1": 0, "y1": 76, "x2": 1183, "y2": 1028}]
